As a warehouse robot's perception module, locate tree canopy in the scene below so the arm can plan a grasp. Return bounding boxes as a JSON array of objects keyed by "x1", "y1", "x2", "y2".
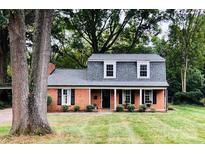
[{"x1": 1, "y1": 9, "x2": 205, "y2": 105}]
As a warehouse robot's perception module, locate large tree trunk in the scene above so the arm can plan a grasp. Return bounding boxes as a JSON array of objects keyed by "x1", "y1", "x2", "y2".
[
  {"x1": 8, "y1": 10, "x2": 30, "y2": 135},
  {"x1": 181, "y1": 58, "x2": 188, "y2": 92},
  {"x1": 29, "y1": 10, "x2": 53, "y2": 135}
]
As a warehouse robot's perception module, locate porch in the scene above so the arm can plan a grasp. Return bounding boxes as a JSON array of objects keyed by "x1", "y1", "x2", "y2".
[{"x1": 89, "y1": 88, "x2": 167, "y2": 112}]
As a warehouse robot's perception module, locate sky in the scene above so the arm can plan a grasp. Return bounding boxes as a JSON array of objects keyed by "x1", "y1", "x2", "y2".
[{"x1": 159, "y1": 21, "x2": 170, "y2": 40}]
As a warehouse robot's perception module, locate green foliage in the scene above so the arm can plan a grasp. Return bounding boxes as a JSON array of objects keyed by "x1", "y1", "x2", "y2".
[
  {"x1": 47, "y1": 96, "x2": 52, "y2": 106},
  {"x1": 51, "y1": 9, "x2": 165, "y2": 70},
  {"x1": 139, "y1": 104, "x2": 146, "y2": 112},
  {"x1": 174, "y1": 90, "x2": 203, "y2": 105},
  {"x1": 127, "y1": 104, "x2": 135, "y2": 112},
  {"x1": 62, "y1": 105, "x2": 68, "y2": 112},
  {"x1": 0, "y1": 101, "x2": 4, "y2": 109},
  {"x1": 0, "y1": 10, "x2": 9, "y2": 27},
  {"x1": 73, "y1": 105, "x2": 80, "y2": 112},
  {"x1": 168, "y1": 106, "x2": 174, "y2": 110},
  {"x1": 152, "y1": 10, "x2": 205, "y2": 100},
  {"x1": 187, "y1": 68, "x2": 204, "y2": 91},
  {"x1": 116, "y1": 105, "x2": 124, "y2": 112},
  {"x1": 86, "y1": 105, "x2": 95, "y2": 112},
  {"x1": 146, "y1": 103, "x2": 151, "y2": 108}
]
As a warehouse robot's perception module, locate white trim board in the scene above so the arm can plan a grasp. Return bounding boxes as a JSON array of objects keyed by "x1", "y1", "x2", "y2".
[
  {"x1": 137, "y1": 61, "x2": 150, "y2": 79},
  {"x1": 88, "y1": 59, "x2": 165, "y2": 62},
  {"x1": 48, "y1": 87, "x2": 167, "y2": 90},
  {"x1": 61, "y1": 89, "x2": 71, "y2": 106},
  {"x1": 103, "y1": 61, "x2": 116, "y2": 79}
]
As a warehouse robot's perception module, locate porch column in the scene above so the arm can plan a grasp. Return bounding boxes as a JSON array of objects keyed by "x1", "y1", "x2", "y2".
[
  {"x1": 89, "y1": 88, "x2": 91, "y2": 105},
  {"x1": 114, "y1": 89, "x2": 117, "y2": 110},
  {"x1": 139, "y1": 89, "x2": 142, "y2": 105}
]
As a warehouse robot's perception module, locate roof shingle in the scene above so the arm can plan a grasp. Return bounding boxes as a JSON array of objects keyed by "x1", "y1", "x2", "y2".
[
  {"x1": 88, "y1": 54, "x2": 165, "y2": 62},
  {"x1": 48, "y1": 69, "x2": 168, "y2": 87}
]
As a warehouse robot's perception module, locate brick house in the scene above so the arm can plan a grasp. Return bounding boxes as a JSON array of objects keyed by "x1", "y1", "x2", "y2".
[{"x1": 47, "y1": 54, "x2": 169, "y2": 112}]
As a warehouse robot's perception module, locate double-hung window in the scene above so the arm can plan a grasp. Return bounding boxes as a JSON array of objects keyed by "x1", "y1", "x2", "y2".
[
  {"x1": 137, "y1": 61, "x2": 150, "y2": 78},
  {"x1": 123, "y1": 90, "x2": 131, "y2": 104},
  {"x1": 140, "y1": 65, "x2": 147, "y2": 77},
  {"x1": 62, "y1": 89, "x2": 71, "y2": 105},
  {"x1": 106, "y1": 65, "x2": 114, "y2": 77},
  {"x1": 144, "y1": 90, "x2": 153, "y2": 104},
  {"x1": 104, "y1": 61, "x2": 116, "y2": 78}
]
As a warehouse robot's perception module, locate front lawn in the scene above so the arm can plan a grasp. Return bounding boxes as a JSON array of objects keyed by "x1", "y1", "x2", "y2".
[{"x1": 1, "y1": 105, "x2": 205, "y2": 143}]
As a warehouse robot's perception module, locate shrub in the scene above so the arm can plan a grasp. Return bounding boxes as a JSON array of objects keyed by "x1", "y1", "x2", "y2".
[
  {"x1": 174, "y1": 90, "x2": 203, "y2": 105},
  {"x1": 73, "y1": 105, "x2": 80, "y2": 112},
  {"x1": 86, "y1": 104, "x2": 95, "y2": 112},
  {"x1": 47, "y1": 96, "x2": 52, "y2": 106},
  {"x1": 127, "y1": 104, "x2": 135, "y2": 112},
  {"x1": 0, "y1": 101, "x2": 4, "y2": 109},
  {"x1": 168, "y1": 106, "x2": 174, "y2": 110},
  {"x1": 138, "y1": 104, "x2": 146, "y2": 112},
  {"x1": 93, "y1": 103, "x2": 98, "y2": 109},
  {"x1": 62, "y1": 105, "x2": 68, "y2": 112},
  {"x1": 116, "y1": 105, "x2": 123, "y2": 112},
  {"x1": 146, "y1": 103, "x2": 151, "y2": 108}
]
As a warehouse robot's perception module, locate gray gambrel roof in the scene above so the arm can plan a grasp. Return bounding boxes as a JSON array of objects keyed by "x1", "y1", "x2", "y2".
[
  {"x1": 48, "y1": 69, "x2": 169, "y2": 87},
  {"x1": 88, "y1": 54, "x2": 165, "y2": 62}
]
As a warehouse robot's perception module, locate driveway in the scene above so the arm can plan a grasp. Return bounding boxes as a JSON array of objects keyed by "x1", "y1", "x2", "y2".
[
  {"x1": 0, "y1": 108, "x2": 12, "y2": 124},
  {"x1": 0, "y1": 108, "x2": 113, "y2": 125}
]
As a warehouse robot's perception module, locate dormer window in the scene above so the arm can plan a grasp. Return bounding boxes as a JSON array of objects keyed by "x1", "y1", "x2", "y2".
[
  {"x1": 137, "y1": 61, "x2": 150, "y2": 78},
  {"x1": 104, "y1": 61, "x2": 116, "y2": 78}
]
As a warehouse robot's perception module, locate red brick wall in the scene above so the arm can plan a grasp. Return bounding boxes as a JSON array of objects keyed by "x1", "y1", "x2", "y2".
[
  {"x1": 75, "y1": 89, "x2": 89, "y2": 110},
  {"x1": 48, "y1": 88, "x2": 166, "y2": 112},
  {"x1": 134, "y1": 90, "x2": 140, "y2": 109},
  {"x1": 48, "y1": 89, "x2": 62, "y2": 112},
  {"x1": 151, "y1": 89, "x2": 165, "y2": 111},
  {"x1": 48, "y1": 63, "x2": 55, "y2": 75},
  {"x1": 48, "y1": 88, "x2": 90, "y2": 112},
  {"x1": 91, "y1": 89, "x2": 102, "y2": 109},
  {"x1": 133, "y1": 89, "x2": 166, "y2": 111},
  {"x1": 110, "y1": 90, "x2": 114, "y2": 110}
]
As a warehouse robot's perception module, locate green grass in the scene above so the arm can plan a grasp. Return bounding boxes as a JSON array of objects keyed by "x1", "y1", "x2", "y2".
[{"x1": 1, "y1": 105, "x2": 205, "y2": 143}]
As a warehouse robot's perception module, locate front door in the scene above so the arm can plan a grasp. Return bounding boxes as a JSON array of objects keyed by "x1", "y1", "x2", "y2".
[{"x1": 102, "y1": 90, "x2": 110, "y2": 108}]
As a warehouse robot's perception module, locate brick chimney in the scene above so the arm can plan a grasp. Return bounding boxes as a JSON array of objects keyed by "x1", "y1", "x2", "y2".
[{"x1": 48, "y1": 63, "x2": 56, "y2": 75}]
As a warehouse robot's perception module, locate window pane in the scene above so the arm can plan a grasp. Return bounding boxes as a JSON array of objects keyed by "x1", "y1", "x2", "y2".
[
  {"x1": 107, "y1": 70, "x2": 113, "y2": 76},
  {"x1": 140, "y1": 65, "x2": 147, "y2": 70},
  {"x1": 124, "y1": 90, "x2": 131, "y2": 103},
  {"x1": 63, "y1": 90, "x2": 69, "y2": 105},
  {"x1": 63, "y1": 89, "x2": 67, "y2": 95},
  {"x1": 106, "y1": 64, "x2": 114, "y2": 77},
  {"x1": 140, "y1": 64, "x2": 147, "y2": 77},
  {"x1": 107, "y1": 65, "x2": 113, "y2": 70},
  {"x1": 145, "y1": 90, "x2": 152, "y2": 104},
  {"x1": 140, "y1": 71, "x2": 147, "y2": 77}
]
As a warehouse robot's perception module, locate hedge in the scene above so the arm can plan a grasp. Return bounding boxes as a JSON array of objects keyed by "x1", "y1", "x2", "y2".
[{"x1": 173, "y1": 90, "x2": 203, "y2": 105}]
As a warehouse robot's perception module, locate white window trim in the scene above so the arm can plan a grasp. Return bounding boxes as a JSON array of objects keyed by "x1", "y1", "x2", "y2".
[
  {"x1": 104, "y1": 61, "x2": 116, "y2": 79},
  {"x1": 144, "y1": 90, "x2": 153, "y2": 104},
  {"x1": 122, "y1": 90, "x2": 131, "y2": 104},
  {"x1": 61, "y1": 89, "x2": 71, "y2": 106},
  {"x1": 137, "y1": 61, "x2": 150, "y2": 79}
]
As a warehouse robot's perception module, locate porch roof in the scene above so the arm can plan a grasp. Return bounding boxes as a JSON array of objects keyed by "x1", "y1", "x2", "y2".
[{"x1": 48, "y1": 69, "x2": 169, "y2": 87}]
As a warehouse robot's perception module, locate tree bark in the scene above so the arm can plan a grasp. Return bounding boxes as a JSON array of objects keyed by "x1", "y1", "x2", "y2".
[
  {"x1": 8, "y1": 10, "x2": 30, "y2": 135},
  {"x1": 181, "y1": 58, "x2": 188, "y2": 92},
  {"x1": 29, "y1": 10, "x2": 53, "y2": 135}
]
